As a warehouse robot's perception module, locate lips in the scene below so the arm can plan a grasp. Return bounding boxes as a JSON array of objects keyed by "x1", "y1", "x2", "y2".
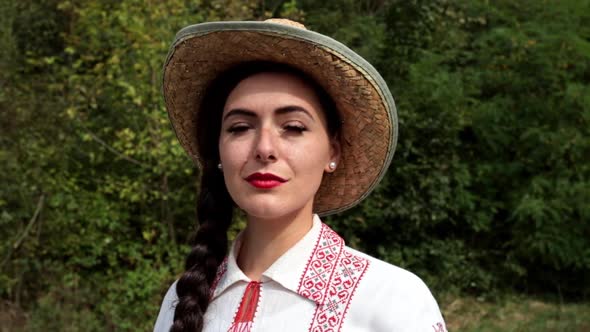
[{"x1": 245, "y1": 172, "x2": 287, "y2": 189}]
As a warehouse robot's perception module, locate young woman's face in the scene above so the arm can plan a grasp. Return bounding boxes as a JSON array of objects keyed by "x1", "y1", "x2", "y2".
[{"x1": 218, "y1": 72, "x2": 340, "y2": 220}]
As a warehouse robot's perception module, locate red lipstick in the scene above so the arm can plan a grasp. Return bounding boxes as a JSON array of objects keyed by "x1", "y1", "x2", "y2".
[{"x1": 245, "y1": 173, "x2": 287, "y2": 189}]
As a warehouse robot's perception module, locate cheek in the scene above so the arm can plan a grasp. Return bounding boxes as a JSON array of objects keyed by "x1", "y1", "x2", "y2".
[
  {"x1": 286, "y1": 138, "x2": 331, "y2": 173},
  {"x1": 219, "y1": 139, "x2": 249, "y2": 173},
  {"x1": 219, "y1": 135, "x2": 245, "y2": 159}
]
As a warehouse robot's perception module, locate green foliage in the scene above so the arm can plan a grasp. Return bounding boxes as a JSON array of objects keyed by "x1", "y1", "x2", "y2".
[
  {"x1": 1, "y1": 0, "x2": 589, "y2": 329},
  {"x1": 322, "y1": 0, "x2": 590, "y2": 297}
]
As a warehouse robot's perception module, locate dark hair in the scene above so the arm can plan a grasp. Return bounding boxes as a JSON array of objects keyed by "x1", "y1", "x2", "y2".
[{"x1": 170, "y1": 62, "x2": 341, "y2": 332}]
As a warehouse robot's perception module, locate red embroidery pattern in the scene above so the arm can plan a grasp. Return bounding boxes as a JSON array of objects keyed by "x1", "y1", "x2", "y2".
[
  {"x1": 432, "y1": 322, "x2": 446, "y2": 332},
  {"x1": 227, "y1": 281, "x2": 262, "y2": 332},
  {"x1": 209, "y1": 257, "x2": 228, "y2": 300},
  {"x1": 227, "y1": 322, "x2": 252, "y2": 332},
  {"x1": 298, "y1": 223, "x2": 370, "y2": 332}
]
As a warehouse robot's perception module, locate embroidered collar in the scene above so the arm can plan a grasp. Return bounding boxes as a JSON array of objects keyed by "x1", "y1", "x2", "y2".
[
  {"x1": 210, "y1": 214, "x2": 369, "y2": 308},
  {"x1": 211, "y1": 215, "x2": 323, "y2": 302}
]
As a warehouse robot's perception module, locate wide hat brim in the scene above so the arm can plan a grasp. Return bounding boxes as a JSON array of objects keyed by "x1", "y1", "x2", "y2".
[{"x1": 163, "y1": 20, "x2": 398, "y2": 216}]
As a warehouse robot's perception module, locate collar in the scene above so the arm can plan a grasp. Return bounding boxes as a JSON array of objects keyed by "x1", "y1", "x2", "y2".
[{"x1": 210, "y1": 214, "x2": 332, "y2": 304}]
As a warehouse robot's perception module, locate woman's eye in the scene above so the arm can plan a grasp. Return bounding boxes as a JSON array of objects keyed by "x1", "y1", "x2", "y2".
[
  {"x1": 227, "y1": 125, "x2": 250, "y2": 133},
  {"x1": 284, "y1": 124, "x2": 307, "y2": 133}
]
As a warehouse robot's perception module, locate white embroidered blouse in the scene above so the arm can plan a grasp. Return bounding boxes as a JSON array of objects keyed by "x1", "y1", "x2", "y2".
[{"x1": 154, "y1": 215, "x2": 447, "y2": 332}]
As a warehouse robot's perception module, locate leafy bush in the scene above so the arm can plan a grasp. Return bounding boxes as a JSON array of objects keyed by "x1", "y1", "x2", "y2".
[{"x1": 1, "y1": 0, "x2": 588, "y2": 330}]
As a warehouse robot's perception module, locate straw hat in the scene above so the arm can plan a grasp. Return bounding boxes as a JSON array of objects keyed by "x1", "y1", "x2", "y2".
[{"x1": 163, "y1": 19, "x2": 398, "y2": 216}]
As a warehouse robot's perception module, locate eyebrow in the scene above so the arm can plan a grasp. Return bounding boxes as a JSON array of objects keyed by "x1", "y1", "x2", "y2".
[
  {"x1": 275, "y1": 105, "x2": 315, "y2": 122},
  {"x1": 223, "y1": 109, "x2": 256, "y2": 121},
  {"x1": 223, "y1": 105, "x2": 316, "y2": 122}
]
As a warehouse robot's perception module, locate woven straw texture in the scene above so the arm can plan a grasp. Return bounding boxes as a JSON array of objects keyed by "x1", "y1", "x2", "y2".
[{"x1": 163, "y1": 20, "x2": 397, "y2": 216}]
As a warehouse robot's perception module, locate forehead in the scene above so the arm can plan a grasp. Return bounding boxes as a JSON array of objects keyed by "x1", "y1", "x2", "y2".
[{"x1": 223, "y1": 72, "x2": 324, "y2": 116}]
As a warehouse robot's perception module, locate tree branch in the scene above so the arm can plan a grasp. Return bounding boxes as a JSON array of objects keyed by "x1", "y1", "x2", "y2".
[
  {"x1": 85, "y1": 130, "x2": 150, "y2": 168},
  {"x1": 1, "y1": 194, "x2": 45, "y2": 269}
]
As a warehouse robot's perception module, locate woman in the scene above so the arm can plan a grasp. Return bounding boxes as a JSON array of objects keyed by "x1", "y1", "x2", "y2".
[{"x1": 155, "y1": 19, "x2": 447, "y2": 332}]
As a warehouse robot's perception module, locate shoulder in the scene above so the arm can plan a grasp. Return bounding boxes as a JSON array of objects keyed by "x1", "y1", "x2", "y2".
[
  {"x1": 350, "y1": 247, "x2": 428, "y2": 295},
  {"x1": 153, "y1": 280, "x2": 178, "y2": 332},
  {"x1": 344, "y1": 247, "x2": 448, "y2": 332}
]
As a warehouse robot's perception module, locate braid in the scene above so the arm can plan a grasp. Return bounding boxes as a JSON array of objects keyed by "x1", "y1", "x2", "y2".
[{"x1": 170, "y1": 165, "x2": 233, "y2": 332}]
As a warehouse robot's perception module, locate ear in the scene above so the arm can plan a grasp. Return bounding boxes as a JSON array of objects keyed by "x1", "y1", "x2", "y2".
[{"x1": 325, "y1": 137, "x2": 341, "y2": 173}]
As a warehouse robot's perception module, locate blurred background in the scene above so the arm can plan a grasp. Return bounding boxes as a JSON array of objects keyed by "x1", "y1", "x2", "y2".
[{"x1": 1, "y1": 0, "x2": 589, "y2": 331}]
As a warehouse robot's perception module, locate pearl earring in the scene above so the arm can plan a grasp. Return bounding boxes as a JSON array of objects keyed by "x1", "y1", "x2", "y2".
[
  {"x1": 329, "y1": 161, "x2": 337, "y2": 170},
  {"x1": 217, "y1": 163, "x2": 222, "y2": 170}
]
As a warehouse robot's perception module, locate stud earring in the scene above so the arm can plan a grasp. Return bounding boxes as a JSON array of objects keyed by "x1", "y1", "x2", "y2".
[
  {"x1": 217, "y1": 163, "x2": 222, "y2": 170},
  {"x1": 329, "y1": 161, "x2": 337, "y2": 170}
]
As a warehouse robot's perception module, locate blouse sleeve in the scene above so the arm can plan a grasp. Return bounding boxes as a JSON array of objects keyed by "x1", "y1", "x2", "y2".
[
  {"x1": 153, "y1": 280, "x2": 178, "y2": 332},
  {"x1": 358, "y1": 260, "x2": 448, "y2": 332},
  {"x1": 409, "y1": 280, "x2": 447, "y2": 332},
  {"x1": 391, "y1": 273, "x2": 448, "y2": 332}
]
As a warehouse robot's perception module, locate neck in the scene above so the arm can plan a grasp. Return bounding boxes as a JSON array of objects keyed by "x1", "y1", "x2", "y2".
[{"x1": 237, "y1": 206, "x2": 314, "y2": 281}]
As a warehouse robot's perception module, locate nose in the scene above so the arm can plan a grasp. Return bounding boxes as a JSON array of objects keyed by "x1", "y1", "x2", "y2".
[{"x1": 253, "y1": 127, "x2": 278, "y2": 163}]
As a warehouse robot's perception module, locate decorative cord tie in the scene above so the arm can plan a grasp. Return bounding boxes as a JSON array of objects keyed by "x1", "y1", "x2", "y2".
[{"x1": 228, "y1": 281, "x2": 262, "y2": 332}]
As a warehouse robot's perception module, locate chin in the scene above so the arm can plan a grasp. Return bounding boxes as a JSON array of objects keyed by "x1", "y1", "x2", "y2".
[{"x1": 237, "y1": 199, "x2": 307, "y2": 221}]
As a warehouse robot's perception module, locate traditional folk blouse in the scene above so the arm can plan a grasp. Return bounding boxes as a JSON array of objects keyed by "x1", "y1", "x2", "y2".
[{"x1": 154, "y1": 215, "x2": 447, "y2": 332}]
